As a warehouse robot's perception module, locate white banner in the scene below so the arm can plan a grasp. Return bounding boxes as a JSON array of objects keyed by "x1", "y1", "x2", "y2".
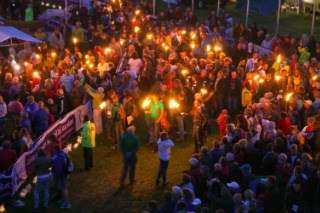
[{"x1": 0, "y1": 102, "x2": 91, "y2": 196}]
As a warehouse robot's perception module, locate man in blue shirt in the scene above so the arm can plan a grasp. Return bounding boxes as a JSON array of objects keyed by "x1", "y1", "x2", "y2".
[{"x1": 32, "y1": 101, "x2": 49, "y2": 138}]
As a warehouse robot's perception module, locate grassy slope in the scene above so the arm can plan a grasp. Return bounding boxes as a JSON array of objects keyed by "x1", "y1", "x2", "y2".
[{"x1": 157, "y1": 0, "x2": 320, "y2": 39}]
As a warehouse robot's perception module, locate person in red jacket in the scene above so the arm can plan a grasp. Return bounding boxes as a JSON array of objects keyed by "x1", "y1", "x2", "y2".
[
  {"x1": 217, "y1": 109, "x2": 229, "y2": 139},
  {"x1": 277, "y1": 112, "x2": 292, "y2": 135},
  {"x1": 0, "y1": 141, "x2": 17, "y2": 172}
]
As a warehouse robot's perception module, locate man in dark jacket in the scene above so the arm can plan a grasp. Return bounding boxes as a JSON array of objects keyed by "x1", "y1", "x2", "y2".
[
  {"x1": 32, "y1": 101, "x2": 49, "y2": 137},
  {"x1": 227, "y1": 71, "x2": 241, "y2": 116},
  {"x1": 52, "y1": 146, "x2": 71, "y2": 209},
  {"x1": 33, "y1": 149, "x2": 52, "y2": 210},
  {"x1": 120, "y1": 125, "x2": 139, "y2": 187}
]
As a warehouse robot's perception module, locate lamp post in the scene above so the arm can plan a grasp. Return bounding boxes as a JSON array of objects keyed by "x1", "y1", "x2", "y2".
[{"x1": 217, "y1": 0, "x2": 220, "y2": 17}]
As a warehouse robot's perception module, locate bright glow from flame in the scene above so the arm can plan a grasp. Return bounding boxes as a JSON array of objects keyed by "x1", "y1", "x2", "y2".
[
  {"x1": 51, "y1": 51, "x2": 57, "y2": 58},
  {"x1": 0, "y1": 204, "x2": 5, "y2": 212},
  {"x1": 104, "y1": 47, "x2": 111, "y2": 55},
  {"x1": 206, "y1": 45, "x2": 211, "y2": 52},
  {"x1": 258, "y1": 78, "x2": 265, "y2": 84},
  {"x1": 169, "y1": 99, "x2": 180, "y2": 109},
  {"x1": 253, "y1": 75, "x2": 260, "y2": 81},
  {"x1": 134, "y1": 26, "x2": 140, "y2": 33},
  {"x1": 181, "y1": 69, "x2": 189, "y2": 76},
  {"x1": 200, "y1": 88, "x2": 208, "y2": 95},
  {"x1": 146, "y1": 33, "x2": 153, "y2": 40},
  {"x1": 142, "y1": 97, "x2": 151, "y2": 109},
  {"x1": 99, "y1": 101, "x2": 107, "y2": 109},
  {"x1": 72, "y1": 37, "x2": 78, "y2": 44},
  {"x1": 285, "y1": 92, "x2": 294, "y2": 102},
  {"x1": 275, "y1": 75, "x2": 281, "y2": 81},
  {"x1": 32, "y1": 71, "x2": 41, "y2": 79},
  {"x1": 135, "y1": 9, "x2": 141, "y2": 15},
  {"x1": 276, "y1": 55, "x2": 281, "y2": 63},
  {"x1": 213, "y1": 45, "x2": 222, "y2": 52}
]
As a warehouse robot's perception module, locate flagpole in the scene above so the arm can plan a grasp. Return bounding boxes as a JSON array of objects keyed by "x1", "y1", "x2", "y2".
[
  {"x1": 153, "y1": 0, "x2": 156, "y2": 16},
  {"x1": 311, "y1": 0, "x2": 317, "y2": 35},
  {"x1": 192, "y1": 0, "x2": 195, "y2": 14},
  {"x1": 64, "y1": 0, "x2": 68, "y2": 37},
  {"x1": 276, "y1": 0, "x2": 281, "y2": 34},
  {"x1": 245, "y1": 0, "x2": 250, "y2": 27},
  {"x1": 217, "y1": 0, "x2": 220, "y2": 17}
]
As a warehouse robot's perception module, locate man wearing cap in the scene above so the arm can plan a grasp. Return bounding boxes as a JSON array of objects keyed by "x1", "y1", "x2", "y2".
[{"x1": 120, "y1": 126, "x2": 139, "y2": 187}]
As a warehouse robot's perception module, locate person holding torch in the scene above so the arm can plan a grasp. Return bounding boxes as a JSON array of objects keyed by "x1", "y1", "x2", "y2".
[
  {"x1": 85, "y1": 84, "x2": 105, "y2": 135},
  {"x1": 147, "y1": 96, "x2": 165, "y2": 149},
  {"x1": 191, "y1": 94, "x2": 207, "y2": 153}
]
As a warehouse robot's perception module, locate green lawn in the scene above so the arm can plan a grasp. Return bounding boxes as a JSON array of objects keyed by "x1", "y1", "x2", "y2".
[
  {"x1": 156, "y1": 1, "x2": 320, "y2": 39},
  {"x1": 9, "y1": 130, "x2": 196, "y2": 213}
]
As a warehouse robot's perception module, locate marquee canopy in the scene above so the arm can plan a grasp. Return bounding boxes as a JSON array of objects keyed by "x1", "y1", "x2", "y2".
[{"x1": 0, "y1": 26, "x2": 41, "y2": 44}]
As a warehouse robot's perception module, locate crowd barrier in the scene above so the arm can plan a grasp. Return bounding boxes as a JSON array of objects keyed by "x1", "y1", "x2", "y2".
[{"x1": 0, "y1": 102, "x2": 92, "y2": 199}]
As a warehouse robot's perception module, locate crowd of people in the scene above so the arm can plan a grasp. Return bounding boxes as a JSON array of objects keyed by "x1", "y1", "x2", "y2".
[{"x1": 0, "y1": 0, "x2": 320, "y2": 212}]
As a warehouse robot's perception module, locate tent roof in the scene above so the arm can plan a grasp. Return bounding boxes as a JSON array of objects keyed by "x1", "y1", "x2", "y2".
[{"x1": 0, "y1": 26, "x2": 41, "y2": 43}]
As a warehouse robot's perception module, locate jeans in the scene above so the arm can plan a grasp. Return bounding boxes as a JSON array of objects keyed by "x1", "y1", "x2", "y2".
[
  {"x1": 120, "y1": 154, "x2": 137, "y2": 185},
  {"x1": 157, "y1": 160, "x2": 169, "y2": 183},
  {"x1": 215, "y1": 95, "x2": 225, "y2": 111},
  {"x1": 176, "y1": 115, "x2": 185, "y2": 141},
  {"x1": 112, "y1": 120, "x2": 123, "y2": 147},
  {"x1": 83, "y1": 147, "x2": 93, "y2": 170},
  {"x1": 148, "y1": 120, "x2": 160, "y2": 145},
  {"x1": 34, "y1": 174, "x2": 51, "y2": 209},
  {"x1": 192, "y1": 123, "x2": 204, "y2": 153},
  {"x1": 227, "y1": 96, "x2": 239, "y2": 116}
]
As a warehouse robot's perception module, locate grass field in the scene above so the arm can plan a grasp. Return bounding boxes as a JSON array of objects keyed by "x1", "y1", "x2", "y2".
[
  {"x1": 10, "y1": 128, "x2": 197, "y2": 213},
  {"x1": 156, "y1": 1, "x2": 320, "y2": 39}
]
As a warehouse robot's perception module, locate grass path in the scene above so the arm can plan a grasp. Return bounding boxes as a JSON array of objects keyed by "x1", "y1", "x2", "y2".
[{"x1": 66, "y1": 131, "x2": 195, "y2": 213}]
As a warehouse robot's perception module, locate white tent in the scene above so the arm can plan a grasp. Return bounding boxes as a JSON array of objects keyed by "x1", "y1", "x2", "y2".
[{"x1": 0, "y1": 26, "x2": 41, "y2": 45}]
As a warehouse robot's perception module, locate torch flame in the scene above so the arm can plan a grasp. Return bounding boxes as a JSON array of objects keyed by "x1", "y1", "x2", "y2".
[
  {"x1": 285, "y1": 92, "x2": 294, "y2": 102},
  {"x1": 169, "y1": 99, "x2": 180, "y2": 109},
  {"x1": 142, "y1": 97, "x2": 151, "y2": 109}
]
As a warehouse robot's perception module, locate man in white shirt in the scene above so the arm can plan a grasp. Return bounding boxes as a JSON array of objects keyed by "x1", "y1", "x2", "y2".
[{"x1": 156, "y1": 132, "x2": 174, "y2": 186}]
